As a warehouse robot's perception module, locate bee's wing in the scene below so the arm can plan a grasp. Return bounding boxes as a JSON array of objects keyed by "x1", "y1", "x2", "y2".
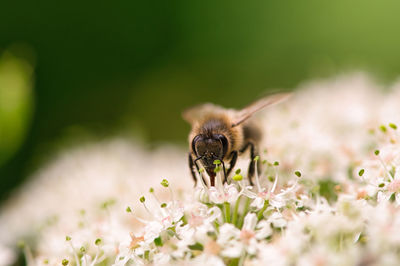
[
  {"x1": 232, "y1": 92, "x2": 291, "y2": 127},
  {"x1": 182, "y1": 103, "x2": 227, "y2": 124}
]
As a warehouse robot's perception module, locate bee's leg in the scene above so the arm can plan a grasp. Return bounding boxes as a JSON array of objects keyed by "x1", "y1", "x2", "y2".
[
  {"x1": 240, "y1": 142, "x2": 259, "y2": 186},
  {"x1": 226, "y1": 151, "x2": 238, "y2": 177},
  {"x1": 188, "y1": 153, "x2": 198, "y2": 186},
  {"x1": 221, "y1": 161, "x2": 227, "y2": 184}
]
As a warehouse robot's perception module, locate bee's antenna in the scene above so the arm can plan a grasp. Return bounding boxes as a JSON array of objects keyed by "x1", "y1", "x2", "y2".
[
  {"x1": 193, "y1": 156, "x2": 208, "y2": 187},
  {"x1": 194, "y1": 156, "x2": 203, "y2": 163}
]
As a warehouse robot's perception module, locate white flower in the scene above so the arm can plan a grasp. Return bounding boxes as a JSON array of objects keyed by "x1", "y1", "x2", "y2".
[
  {"x1": 267, "y1": 212, "x2": 287, "y2": 228},
  {"x1": 242, "y1": 213, "x2": 272, "y2": 240},
  {"x1": 194, "y1": 187, "x2": 209, "y2": 203},
  {"x1": 153, "y1": 252, "x2": 170, "y2": 265},
  {"x1": 191, "y1": 253, "x2": 225, "y2": 266},
  {"x1": 6, "y1": 74, "x2": 400, "y2": 265},
  {"x1": 209, "y1": 184, "x2": 239, "y2": 204},
  {"x1": 240, "y1": 187, "x2": 269, "y2": 210},
  {"x1": 143, "y1": 221, "x2": 163, "y2": 244}
]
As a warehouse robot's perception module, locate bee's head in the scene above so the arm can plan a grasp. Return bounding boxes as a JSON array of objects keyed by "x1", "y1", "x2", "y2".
[{"x1": 192, "y1": 134, "x2": 228, "y2": 171}]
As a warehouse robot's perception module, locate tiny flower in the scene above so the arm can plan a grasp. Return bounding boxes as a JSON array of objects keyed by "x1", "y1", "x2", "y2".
[
  {"x1": 195, "y1": 187, "x2": 209, "y2": 202},
  {"x1": 268, "y1": 212, "x2": 287, "y2": 228},
  {"x1": 129, "y1": 233, "x2": 144, "y2": 249},
  {"x1": 204, "y1": 240, "x2": 221, "y2": 256},
  {"x1": 143, "y1": 221, "x2": 163, "y2": 244},
  {"x1": 209, "y1": 184, "x2": 239, "y2": 204}
]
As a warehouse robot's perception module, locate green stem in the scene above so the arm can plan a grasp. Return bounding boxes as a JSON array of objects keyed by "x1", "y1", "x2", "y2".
[
  {"x1": 238, "y1": 250, "x2": 246, "y2": 266},
  {"x1": 257, "y1": 200, "x2": 269, "y2": 220},
  {"x1": 232, "y1": 196, "x2": 241, "y2": 226},
  {"x1": 224, "y1": 202, "x2": 231, "y2": 223},
  {"x1": 238, "y1": 198, "x2": 251, "y2": 229},
  {"x1": 214, "y1": 221, "x2": 220, "y2": 233}
]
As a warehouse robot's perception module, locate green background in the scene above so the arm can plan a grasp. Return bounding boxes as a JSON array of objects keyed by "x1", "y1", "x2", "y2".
[{"x1": 1, "y1": 0, "x2": 400, "y2": 201}]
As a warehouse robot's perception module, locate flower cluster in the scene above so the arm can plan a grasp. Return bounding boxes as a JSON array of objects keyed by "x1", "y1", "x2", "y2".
[{"x1": 2, "y1": 74, "x2": 400, "y2": 265}]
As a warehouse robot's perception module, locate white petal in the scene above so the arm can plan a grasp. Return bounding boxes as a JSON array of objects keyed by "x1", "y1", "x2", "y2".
[{"x1": 242, "y1": 213, "x2": 257, "y2": 231}]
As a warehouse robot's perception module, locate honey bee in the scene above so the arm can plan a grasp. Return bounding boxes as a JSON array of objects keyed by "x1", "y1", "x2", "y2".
[{"x1": 183, "y1": 93, "x2": 290, "y2": 187}]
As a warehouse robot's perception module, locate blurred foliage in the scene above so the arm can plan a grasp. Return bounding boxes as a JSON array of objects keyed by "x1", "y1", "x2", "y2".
[
  {"x1": 0, "y1": 49, "x2": 34, "y2": 168},
  {"x1": 2, "y1": 0, "x2": 400, "y2": 200}
]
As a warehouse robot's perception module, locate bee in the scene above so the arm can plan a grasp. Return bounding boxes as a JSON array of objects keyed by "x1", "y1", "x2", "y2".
[{"x1": 183, "y1": 93, "x2": 290, "y2": 187}]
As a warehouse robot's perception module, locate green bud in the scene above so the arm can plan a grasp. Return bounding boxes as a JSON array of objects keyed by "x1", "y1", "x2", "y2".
[
  {"x1": 95, "y1": 238, "x2": 102, "y2": 246},
  {"x1": 199, "y1": 168, "x2": 205, "y2": 173},
  {"x1": 213, "y1": 159, "x2": 221, "y2": 165},
  {"x1": 43, "y1": 259, "x2": 49, "y2": 264},
  {"x1": 254, "y1": 156, "x2": 260, "y2": 162},
  {"x1": 273, "y1": 161, "x2": 279, "y2": 166},
  {"x1": 161, "y1": 179, "x2": 169, "y2": 187},
  {"x1": 100, "y1": 198, "x2": 116, "y2": 209},
  {"x1": 149, "y1": 187, "x2": 154, "y2": 193},
  {"x1": 389, "y1": 123, "x2": 397, "y2": 130},
  {"x1": 62, "y1": 259, "x2": 69, "y2": 266},
  {"x1": 374, "y1": 150, "x2": 380, "y2": 156},
  {"x1": 214, "y1": 166, "x2": 221, "y2": 173},
  {"x1": 358, "y1": 169, "x2": 365, "y2": 177},
  {"x1": 140, "y1": 196, "x2": 146, "y2": 203},
  {"x1": 161, "y1": 203, "x2": 167, "y2": 208},
  {"x1": 232, "y1": 174, "x2": 243, "y2": 181},
  {"x1": 126, "y1": 206, "x2": 132, "y2": 213},
  {"x1": 79, "y1": 209, "x2": 86, "y2": 216},
  {"x1": 379, "y1": 125, "x2": 387, "y2": 133},
  {"x1": 294, "y1": 171, "x2": 301, "y2": 177},
  {"x1": 65, "y1": 236, "x2": 71, "y2": 241},
  {"x1": 262, "y1": 159, "x2": 267, "y2": 164},
  {"x1": 235, "y1": 169, "x2": 241, "y2": 174},
  {"x1": 80, "y1": 246, "x2": 86, "y2": 253}
]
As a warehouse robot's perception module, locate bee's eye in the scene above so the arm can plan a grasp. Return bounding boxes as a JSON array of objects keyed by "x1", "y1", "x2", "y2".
[
  {"x1": 214, "y1": 134, "x2": 228, "y2": 158},
  {"x1": 192, "y1": 135, "x2": 203, "y2": 156}
]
